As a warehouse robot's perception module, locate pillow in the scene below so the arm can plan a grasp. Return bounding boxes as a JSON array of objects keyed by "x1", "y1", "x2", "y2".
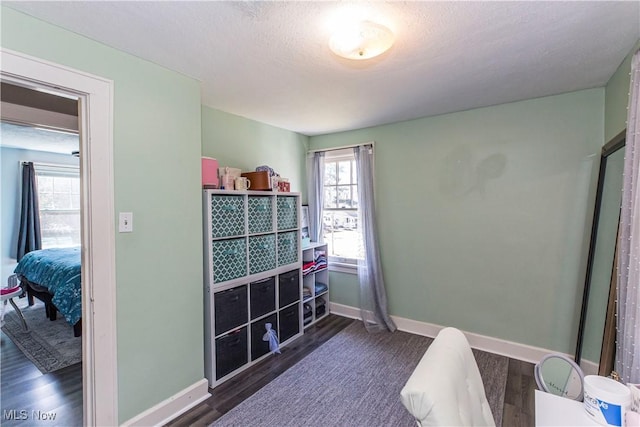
[{"x1": 400, "y1": 327, "x2": 495, "y2": 427}]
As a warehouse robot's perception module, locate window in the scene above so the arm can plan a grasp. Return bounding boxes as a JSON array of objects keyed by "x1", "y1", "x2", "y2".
[
  {"x1": 322, "y1": 149, "x2": 363, "y2": 265},
  {"x1": 35, "y1": 164, "x2": 81, "y2": 248}
]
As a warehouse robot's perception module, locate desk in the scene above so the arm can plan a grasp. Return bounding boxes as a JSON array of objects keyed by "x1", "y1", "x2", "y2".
[{"x1": 535, "y1": 390, "x2": 600, "y2": 426}]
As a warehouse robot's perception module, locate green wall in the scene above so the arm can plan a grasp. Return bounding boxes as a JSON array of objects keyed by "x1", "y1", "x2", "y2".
[
  {"x1": 330, "y1": 271, "x2": 360, "y2": 308},
  {"x1": 605, "y1": 41, "x2": 639, "y2": 141},
  {"x1": 201, "y1": 107, "x2": 308, "y2": 197},
  {"x1": 310, "y1": 89, "x2": 604, "y2": 354},
  {"x1": 1, "y1": 8, "x2": 204, "y2": 422}
]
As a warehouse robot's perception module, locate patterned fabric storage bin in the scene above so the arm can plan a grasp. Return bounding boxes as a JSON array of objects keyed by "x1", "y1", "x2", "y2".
[
  {"x1": 277, "y1": 196, "x2": 298, "y2": 230},
  {"x1": 250, "y1": 277, "x2": 276, "y2": 320},
  {"x1": 248, "y1": 196, "x2": 273, "y2": 234},
  {"x1": 210, "y1": 194, "x2": 245, "y2": 239},
  {"x1": 279, "y1": 269, "x2": 300, "y2": 307},
  {"x1": 215, "y1": 327, "x2": 248, "y2": 379},
  {"x1": 277, "y1": 231, "x2": 299, "y2": 266},
  {"x1": 214, "y1": 285, "x2": 248, "y2": 335},
  {"x1": 212, "y1": 238, "x2": 247, "y2": 283},
  {"x1": 250, "y1": 313, "x2": 278, "y2": 361},
  {"x1": 248, "y1": 234, "x2": 276, "y2": 275},
  {"x1": 279, "y1": 304, "x2": 300, "y2": 343}
]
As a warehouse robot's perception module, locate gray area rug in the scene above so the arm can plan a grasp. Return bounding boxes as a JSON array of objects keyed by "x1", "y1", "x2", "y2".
[
  {"x1": 1, "y1": 298, "x2": 81, "y2": 373},
  {"x1": 212, "y1": 321, "x2": 509, "y2": 427}
]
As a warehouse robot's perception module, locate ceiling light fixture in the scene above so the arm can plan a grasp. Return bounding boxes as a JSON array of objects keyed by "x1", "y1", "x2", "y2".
[{"x1": 329, "y1": 20, "x2": 394, "y2": 60}]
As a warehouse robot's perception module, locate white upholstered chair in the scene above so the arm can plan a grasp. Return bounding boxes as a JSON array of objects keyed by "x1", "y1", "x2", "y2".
[{"x1": 400, "y1": 327, "x2": 495, "y2": 427}]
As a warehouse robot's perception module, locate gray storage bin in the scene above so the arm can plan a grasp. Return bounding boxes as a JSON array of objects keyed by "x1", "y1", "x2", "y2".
[
  {"x1": 250, "y1": 277, "x2": 276, "y2": 320},
  {"x1": 279, "y1": 269, "x2": 300, "y2": 307},
  {"x1": 214, "y1": 285, "x2": 248, "y2": 335},
  {"x1": 251, "y1": 313, "x2": 278, "y2": 361},
  {"x1": 279, "y1": 304, "x2": 300, "y2": 343},
  {"x1": 215, "y1": 327, "x2": 248, "y2": 379}
]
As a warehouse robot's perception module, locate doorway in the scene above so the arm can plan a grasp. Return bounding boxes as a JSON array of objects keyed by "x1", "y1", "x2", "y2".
[
  {"x1": 1, "y1": 81, "x2": 83, "y2": 425},
  {"x1": 1, "y1": 48, "x2": 117, "y2": 425}
]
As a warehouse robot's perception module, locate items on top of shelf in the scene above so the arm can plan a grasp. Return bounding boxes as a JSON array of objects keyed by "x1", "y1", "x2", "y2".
[
  {"x1": 212, "y1": 164, "x2": 293, "y2": 192},
  {"x1": 255, "y1": 165, "x2": 281, "y2": 192},
  {"x1": 202, "y1": 157, "x2": 219, "y2": 188},
  {"x1": 256, "y1": 165, "x2": 278, "y2": 177},
  {"x1": 235, "y1": 176, "x2": 250, "y2": 190},
  {"x1": 220, "y1": 166, "x2": 242, "y2": 190},
  {"x1": 302, "y1": 286, "x2": 312, "y2": 300},
  {"x1": 277, "y1": 179, "x2": 291, "y2": 192},
  {"x1": 241, "y1": 171, "x2": 271, "y2": 190}
]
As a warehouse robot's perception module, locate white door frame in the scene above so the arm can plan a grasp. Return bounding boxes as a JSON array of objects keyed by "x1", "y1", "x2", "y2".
[{"x1": 1, "y1": 48, "x2": 118, "y2": 426}]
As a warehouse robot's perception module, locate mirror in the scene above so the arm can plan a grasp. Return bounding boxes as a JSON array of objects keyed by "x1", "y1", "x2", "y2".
[
  {"x1": 575, "y1": 131, "x2": 625, "y2": 372},
  {"x1": 535, "y1": 354, "x2": 585, "y2": 400}
]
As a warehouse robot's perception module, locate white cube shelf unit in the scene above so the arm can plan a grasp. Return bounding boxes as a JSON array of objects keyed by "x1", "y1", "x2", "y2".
[
  {"x1": 203, "y1": 190, "x2": 303, "y2": 388},
  {"x1": 302, "y1": 242, "x2": 329, "y2": 328}
]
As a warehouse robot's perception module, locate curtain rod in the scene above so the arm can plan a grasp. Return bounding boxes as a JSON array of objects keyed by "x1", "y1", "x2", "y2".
[
  {"x1": 21, "y1": 161, "x2": 79, "y2": 169},
  {"x1": 307, "y1": 141, "x2": 375, "y2": 154}
]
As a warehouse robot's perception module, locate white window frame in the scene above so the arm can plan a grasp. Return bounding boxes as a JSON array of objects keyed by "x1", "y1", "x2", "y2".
[
  {"x1": 322, "y1": 148, "x2": 362, "y2": 274},
  {"x1": 33, "y1": 162, "x2": 81, "y2": 249}
]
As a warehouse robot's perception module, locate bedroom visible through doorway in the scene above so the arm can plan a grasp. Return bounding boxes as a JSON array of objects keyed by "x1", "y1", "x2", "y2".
[{"x1": 1, "y1": 81, "x2": 84, "y2": 425}]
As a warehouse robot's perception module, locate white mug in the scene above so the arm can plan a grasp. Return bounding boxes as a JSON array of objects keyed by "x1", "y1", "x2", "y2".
[{"x1": 235, "y1": 177, "x2": 251, "y2": 190}]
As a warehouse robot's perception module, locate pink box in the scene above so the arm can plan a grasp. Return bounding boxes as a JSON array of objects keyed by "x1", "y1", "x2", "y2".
[{"x1": 202, "y1": 157, "x2": 219, "y2": 188}]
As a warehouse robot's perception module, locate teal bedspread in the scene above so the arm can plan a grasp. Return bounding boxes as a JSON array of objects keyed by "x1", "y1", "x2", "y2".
[{"x1": 14, "y1": 247, "x2": 81, "y2": 325}]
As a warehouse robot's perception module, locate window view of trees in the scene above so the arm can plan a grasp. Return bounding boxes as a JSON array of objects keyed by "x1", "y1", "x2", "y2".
[
  {"x1": 323, "y1": 156, "x2": 362, "y2": 262},
  {"x1": 37, "y1": 171, "x2": 81, "y2": 248}
]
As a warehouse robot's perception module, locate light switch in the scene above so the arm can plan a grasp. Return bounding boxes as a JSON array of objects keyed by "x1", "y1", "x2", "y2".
[{"x1": 119, "y1": 212, "x2": 133, "y2": 233}]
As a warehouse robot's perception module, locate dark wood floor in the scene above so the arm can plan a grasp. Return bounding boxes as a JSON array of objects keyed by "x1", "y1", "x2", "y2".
[
  {"x1": 1, "y1": 313, "x2": 535, "y2": 426},
  {"x1": 0, "y1": 330, "x2": 83, "y2": 426},
  {"x1": 167, "y1": 315, "x2": 536, "y2": 427}
]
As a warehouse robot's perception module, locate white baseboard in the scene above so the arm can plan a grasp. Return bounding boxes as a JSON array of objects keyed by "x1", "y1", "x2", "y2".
[
  {"x1": 121, "y1": 378, "x2": 210, "y2": 427},
  {"x1": 330, "y1": 302, "x2": 361, "y2": 320},
  {"x1": 330, "y1": 302, "x2": 576, "y2": 366}
]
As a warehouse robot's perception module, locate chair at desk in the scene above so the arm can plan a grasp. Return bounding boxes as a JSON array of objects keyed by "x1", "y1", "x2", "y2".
[
  {"x1": 1, "y1": 275, "x2": 28, "y2": 332},
  {"x1": 400, "y1": 327, "x2": 495, "y2": 426}
]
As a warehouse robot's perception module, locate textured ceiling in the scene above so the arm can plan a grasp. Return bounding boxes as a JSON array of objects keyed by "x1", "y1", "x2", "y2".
[
  {"x1": 6, "y1": 1, "x2": 640, "y2": 136},
  {"x1": 1, "y1": 122, "x2": 79, "y2": 155}
]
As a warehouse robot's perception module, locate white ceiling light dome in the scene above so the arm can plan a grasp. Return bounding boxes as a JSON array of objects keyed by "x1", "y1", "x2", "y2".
[{"x1": 329, "y1": 20, "x2": 395, "y2": 60}]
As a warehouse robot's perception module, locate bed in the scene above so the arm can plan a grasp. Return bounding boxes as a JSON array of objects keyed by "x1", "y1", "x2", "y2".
[{"x1": 14, "y1": 247, "x2": 82, "y2": 337}]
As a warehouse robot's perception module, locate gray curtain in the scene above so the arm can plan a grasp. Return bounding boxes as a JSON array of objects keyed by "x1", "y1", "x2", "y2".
[
  {"x1": 306, "y1": 152, "x2": 325, "y2": 242},
  {"x1": 17, "y1": 162, "x2": 42, "y2": 261},
  {"x1": 616, "y1": 48, "x2": 640, "y2": 384},
  {"x1": 354, "y1": 145, "x2": 396, "y2": 333}
]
